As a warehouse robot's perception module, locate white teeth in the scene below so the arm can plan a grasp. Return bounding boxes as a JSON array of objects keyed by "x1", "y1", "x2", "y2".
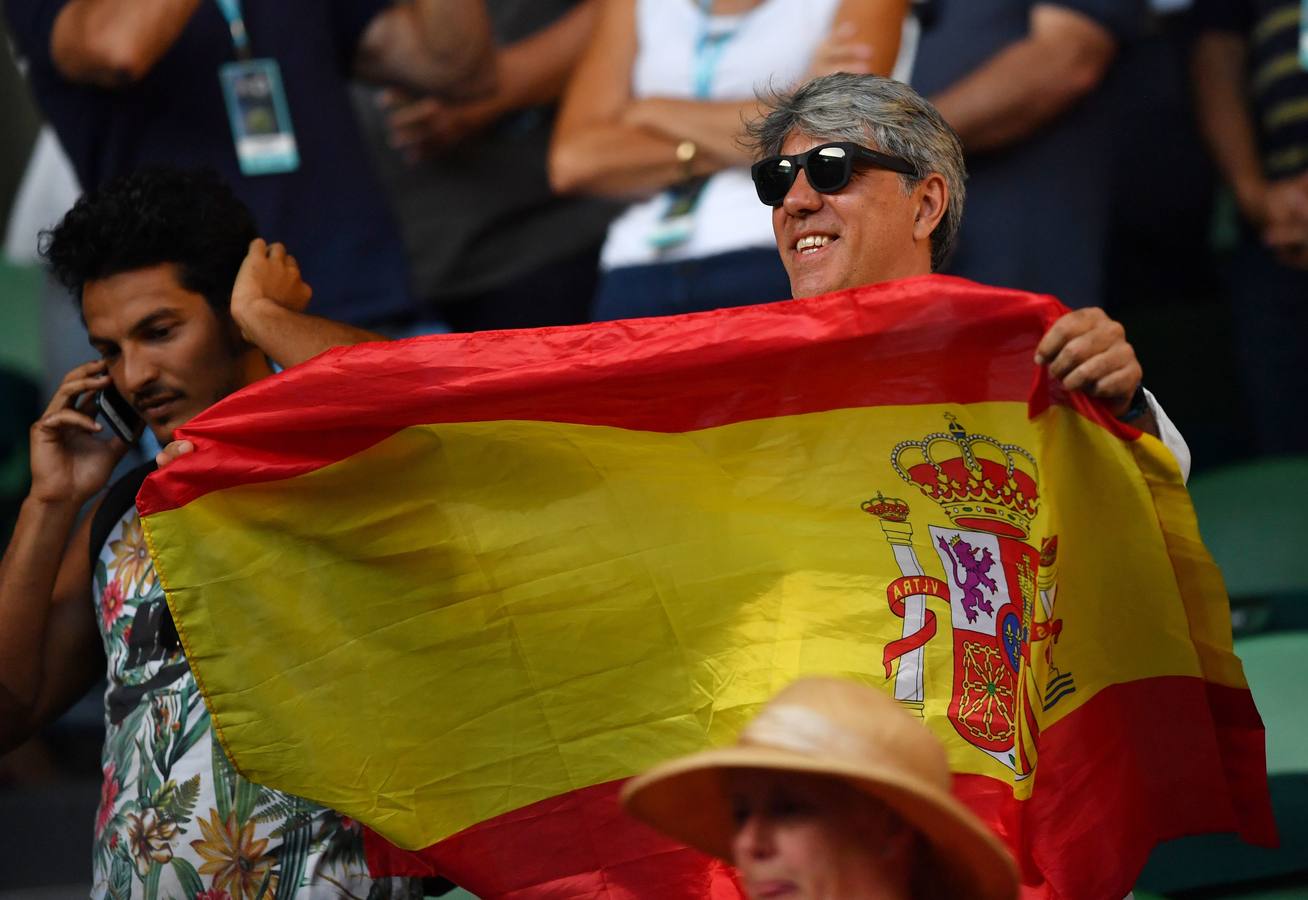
[{"x1": 795, "y1": 234, "x2": 833, "y2": 253}]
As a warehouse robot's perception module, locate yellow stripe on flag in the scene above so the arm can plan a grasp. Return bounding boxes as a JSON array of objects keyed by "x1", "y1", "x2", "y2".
[{"x1": 145, "y1": 399, "x2": 1220, "y2": 850}]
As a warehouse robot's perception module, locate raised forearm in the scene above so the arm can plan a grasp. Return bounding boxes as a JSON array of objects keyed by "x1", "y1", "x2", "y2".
[
  {"x1": 51, "y1": 0, "x2": 202, "y2": 86},
  {"x1": 234, "y1": 297, "x2": 386, "y2": 370},
  {"x1": 623, "y1": 98, "x2": 761, "y2": 168}
]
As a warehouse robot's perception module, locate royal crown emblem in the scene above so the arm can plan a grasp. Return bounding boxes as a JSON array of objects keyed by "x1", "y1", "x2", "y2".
[
  {"x1": 861, "y1": 491, "x2": 910, "y2": 523},
  {"x1": 890, "y1": 414, "x2": 1039, "y2": 539}
]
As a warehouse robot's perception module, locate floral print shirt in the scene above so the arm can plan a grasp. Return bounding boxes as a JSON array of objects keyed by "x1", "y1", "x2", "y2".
[{"x1": 91, "y1": 494, "x2": 418, "y2": 900}]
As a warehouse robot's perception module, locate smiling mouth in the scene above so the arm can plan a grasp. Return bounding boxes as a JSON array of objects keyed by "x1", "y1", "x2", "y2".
[{"x1": 794, "y1": 234, "x2": 836, "y2": 255}]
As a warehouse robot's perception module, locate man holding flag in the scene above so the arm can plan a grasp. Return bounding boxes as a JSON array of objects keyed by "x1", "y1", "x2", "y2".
[
  {"x1": 132, "y1": 74, "x2": 1274, "y2": 900},
  {"x1": 743, "y1": 72, "x2": 1187, "y2": 471},
  {"x1": 156, "y1": 74, "x2": 1186, "y2": 476}
]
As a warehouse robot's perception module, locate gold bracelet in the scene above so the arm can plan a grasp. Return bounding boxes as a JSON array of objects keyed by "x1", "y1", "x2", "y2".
[{"x1": 675, "y1": 140, "x2": 698, "y2": 181}]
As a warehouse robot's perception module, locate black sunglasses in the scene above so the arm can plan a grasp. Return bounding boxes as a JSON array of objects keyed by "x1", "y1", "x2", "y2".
[{"x1": 750, "y1": 142, "x2": 918, "y2": 207}]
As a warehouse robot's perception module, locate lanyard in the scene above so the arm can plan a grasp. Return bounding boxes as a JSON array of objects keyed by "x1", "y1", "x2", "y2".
[
  {"x1": 693, "y1": 0, "x2": 746, "y2": 99},
  {"x1": 215, "y1": 0, "x2": 253, "y2": 60}
]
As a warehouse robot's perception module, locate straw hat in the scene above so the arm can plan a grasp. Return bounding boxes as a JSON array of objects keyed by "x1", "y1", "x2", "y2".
[{"x1": 621, "y1": 677, "x2": 1018, "y2": 900}]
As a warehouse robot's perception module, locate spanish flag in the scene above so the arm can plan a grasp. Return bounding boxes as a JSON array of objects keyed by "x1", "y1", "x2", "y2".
[{"x1": 139, "y1": 276, "x2": 1274, "y2": 900}]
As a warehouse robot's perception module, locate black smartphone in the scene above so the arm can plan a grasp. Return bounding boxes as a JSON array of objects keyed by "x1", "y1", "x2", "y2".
[{"x1": 94, "y1": 386, "x2": 145, "y2": 444}]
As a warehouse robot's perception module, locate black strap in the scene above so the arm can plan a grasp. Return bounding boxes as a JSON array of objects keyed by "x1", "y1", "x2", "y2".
[
  {"x1": 1118, "y1": 384, "x2": 1150, "y2": 424},
  {"x1": 88, "y1": 461, "x2": 158, "y2": 574}
]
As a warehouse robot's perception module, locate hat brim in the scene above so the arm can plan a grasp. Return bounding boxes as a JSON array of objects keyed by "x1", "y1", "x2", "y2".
[{"x1": 621, "y1": 745, "x2": 1018, "y2": 900}]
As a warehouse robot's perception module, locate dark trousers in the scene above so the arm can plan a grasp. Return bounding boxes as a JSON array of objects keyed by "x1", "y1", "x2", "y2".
[{"x1": 1228, "y1": 236, "x2": 1308, "y2": 455}]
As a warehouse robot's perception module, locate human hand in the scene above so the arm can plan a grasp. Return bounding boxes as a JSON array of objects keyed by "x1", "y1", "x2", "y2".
[
  {"x1": 380, "y1": 89, "x2": 492, "y2": 163},
  {"x1": 155, "y1": 439, "x2": 194, "y2": 469},
  {"x1": 1034, "y1": 307, "x2": 1142, "y2": 417},
  {"x1": 28, "y1": 360, "x2": 130, "y2": 505},
  {"x1": 230, "y1": 239, "x2": 313, "y2": 336},
  {"x1": 804, "y1": 22, "x2": 876, "y2": 80},
  {"x1": 1261, "y1": 175, "x2": 1308, "y2": 268},
  {"x1": 1265, "y1": 223, "x2": 1308, "y2": 269},
  {"x1": 1271, "y1": 243, "x2": 1308, "y2": 269}
]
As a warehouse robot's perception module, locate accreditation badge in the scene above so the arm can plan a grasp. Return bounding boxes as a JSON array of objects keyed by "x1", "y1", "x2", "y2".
[
  {"x1": 648, "y1": 178, "x2": 710, "y2": 251},
  {"x1": 1301, "y1": 0, "x2": 1308, "y2": 69},
  {"x1": 219, "y1": 58, "x2": 300, "y2": 176}
]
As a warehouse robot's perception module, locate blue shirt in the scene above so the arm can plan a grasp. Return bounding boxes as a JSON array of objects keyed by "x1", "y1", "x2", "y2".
[
  {"x1": 5, "y1": 0, "x2": 414, "y2": 326},
  {"x1": 911, "y1": 0, "x2": 1147, "y2": 310}
]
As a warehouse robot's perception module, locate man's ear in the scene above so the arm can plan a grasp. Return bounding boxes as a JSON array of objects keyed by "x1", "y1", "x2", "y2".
[{"x1": 912, "y1": 173, "x2": 949, "y2": 244}]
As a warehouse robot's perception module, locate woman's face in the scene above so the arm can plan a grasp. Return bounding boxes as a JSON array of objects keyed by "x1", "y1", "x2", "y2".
[{"x1": 726, "y1": 769, "x2": 914, "y2": 900}]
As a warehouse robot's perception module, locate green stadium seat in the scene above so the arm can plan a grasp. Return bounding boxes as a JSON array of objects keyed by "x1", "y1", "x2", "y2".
[
  {"x1": 1188, "y1": 457, "x2": 1308, "y2": 632},
  {"x1": 0, "y1": 260, "x2": 43, "y2": 384},
  {"x1": 1136, "y1": 459, "x2": 1308, "y2": 896}
]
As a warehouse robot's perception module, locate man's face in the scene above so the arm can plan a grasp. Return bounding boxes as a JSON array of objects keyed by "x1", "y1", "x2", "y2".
[
  {"x1": 771, "y1": 131, "x2": 933, "y2": 299},
  {"x1": 83, "y1": 263, "x2": 249, "y2": 443}
]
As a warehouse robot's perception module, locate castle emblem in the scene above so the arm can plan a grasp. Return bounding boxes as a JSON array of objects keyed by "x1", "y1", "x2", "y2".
[{"x1": 863, "y1": 415, "x2": 1075, "y2": 778}]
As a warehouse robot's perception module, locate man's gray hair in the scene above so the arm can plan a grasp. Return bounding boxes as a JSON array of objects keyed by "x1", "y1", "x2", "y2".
[{"x1": 745, "y1": 73, "x2": 967, "y2": 272}]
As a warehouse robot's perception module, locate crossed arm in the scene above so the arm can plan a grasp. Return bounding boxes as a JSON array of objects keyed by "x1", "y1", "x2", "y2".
[
  {"x1": 384, "y1": 0, "x2": 601, "y2": 162},
  {"x1": 50, "y1": 0, "x2": 202, "y2": 85},
  {"x1": 354, "y1": 0, "x2": 495, "y2": 101},
  {"x1": 929, "y1": 3, "x2": 1118, "y2": 153},
  {"x1": 49, "y1": 0, "x2": 494, "y2": 98},
  {"x1": 549, "y1": 0, "x2": 907, "y2": 198}
]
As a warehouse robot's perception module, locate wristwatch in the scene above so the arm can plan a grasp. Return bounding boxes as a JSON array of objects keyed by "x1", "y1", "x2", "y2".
[
  {"x1": 676, "y1": 140, "x2": 698, "y2": 181},
  {"x1": 1118, "y1": 385, "x2": 1149, "y2": 423}
]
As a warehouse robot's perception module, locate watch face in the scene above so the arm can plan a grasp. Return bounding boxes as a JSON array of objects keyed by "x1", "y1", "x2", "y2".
[{"x1": 1120, "y1": 386, "x2": 1148, "y2": 422}]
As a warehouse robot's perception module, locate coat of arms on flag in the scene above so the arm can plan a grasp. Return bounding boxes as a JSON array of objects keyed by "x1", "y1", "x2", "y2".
[{"x1": 864, "y1": 414, "x2": 1071, "y2": 781}]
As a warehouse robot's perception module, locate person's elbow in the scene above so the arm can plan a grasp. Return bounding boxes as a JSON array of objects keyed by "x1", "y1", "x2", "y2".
[
  {"x1": 1027, "y1": 4, "x2": 1119, "y2": 111},
  {"x1": 0, "y1": 688, "x2": 37, "y2": 758},
  {"x1": 548, "y1": 135, "x2": 590, "y2": 195},
  {"x1": 1054, "y1": 41, "x2": 1114, "y2": 105},
  {"x1": 51, "y1": 25, "x2": 155, "y2": 86}
]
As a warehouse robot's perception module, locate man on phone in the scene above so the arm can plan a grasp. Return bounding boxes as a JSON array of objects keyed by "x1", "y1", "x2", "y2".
[{"x1": 0, "y1": 167, "x2": 392, "y2": 897}]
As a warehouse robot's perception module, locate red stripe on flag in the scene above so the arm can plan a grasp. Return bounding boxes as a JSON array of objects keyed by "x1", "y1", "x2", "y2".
[
  {"x1": 363, "y1": 779, "x2": 743, "y2": 899},
  {"x1": 139, "y1": 277, "x2": 1105, "y2": 516},
  {"x1": 365, "y1": 676, "x2": 1270, "y2": 900},
  {"x1": 957, "y1": 677, "x2": 1275, "y2": 900}
]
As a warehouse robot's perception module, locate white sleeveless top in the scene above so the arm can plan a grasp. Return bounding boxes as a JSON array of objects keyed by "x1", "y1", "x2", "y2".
[{"x1": 600, "y1": 0, "x2": 841, "y2": 270}]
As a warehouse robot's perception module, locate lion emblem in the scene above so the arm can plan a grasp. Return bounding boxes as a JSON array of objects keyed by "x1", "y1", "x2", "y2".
[{"x1": 938, "y1": 534, "x2": 999, "y2": 623}]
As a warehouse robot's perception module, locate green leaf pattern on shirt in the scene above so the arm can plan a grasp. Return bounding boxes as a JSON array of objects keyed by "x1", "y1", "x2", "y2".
[{"x1": 90, "y1": 506, "x2": 417, "y2": 900}]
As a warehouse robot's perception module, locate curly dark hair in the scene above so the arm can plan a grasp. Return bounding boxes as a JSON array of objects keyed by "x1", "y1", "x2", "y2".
[{"x1": 40, "y1": 167, "x2": 256, "y2": 314}]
